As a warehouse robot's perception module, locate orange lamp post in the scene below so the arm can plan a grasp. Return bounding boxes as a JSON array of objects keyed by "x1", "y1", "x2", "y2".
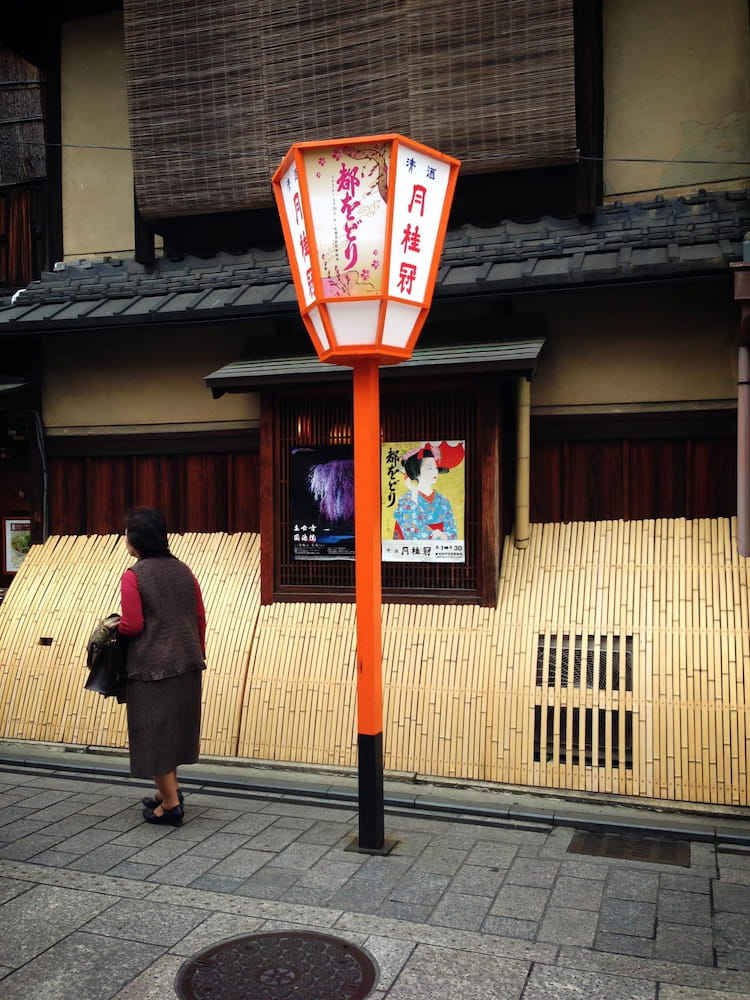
[{"x1": 272, "y1": 134, "x2": 460, "y2": 851}]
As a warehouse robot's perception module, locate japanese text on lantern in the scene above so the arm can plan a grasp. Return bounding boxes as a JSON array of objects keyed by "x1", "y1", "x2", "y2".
[
  {"x1": 282, "y1": 165, "x2": 315, "y2": 305},
  {"x1": 389, "y1": 151, "x2": 443, "y2": 303},
  {"x1": 336, "y1": 163, "x2": 361, "y2": 272}
]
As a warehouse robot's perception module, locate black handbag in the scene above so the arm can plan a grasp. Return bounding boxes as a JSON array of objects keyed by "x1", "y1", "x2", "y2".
[{"x1": 85, "y1": 613, "x2": 127, "y2": 701}]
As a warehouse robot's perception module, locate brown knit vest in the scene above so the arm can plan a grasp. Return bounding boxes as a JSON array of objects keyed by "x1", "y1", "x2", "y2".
[{"x1": 125, "y1": 556, "x2": 205, "y2": 681}]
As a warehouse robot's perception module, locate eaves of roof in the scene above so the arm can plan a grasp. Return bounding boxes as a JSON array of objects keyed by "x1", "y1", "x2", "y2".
[
  {"x1": 0, "y1": 188, "x2": 747, "y2": 335},
  {"x1": 205, "y1": 338, "x2": 546, "y2": 395}
]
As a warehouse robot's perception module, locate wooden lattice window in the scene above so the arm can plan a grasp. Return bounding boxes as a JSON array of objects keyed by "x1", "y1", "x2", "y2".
[{"x1": 261, "y1": 379, "x2": 502, "y2": 605}]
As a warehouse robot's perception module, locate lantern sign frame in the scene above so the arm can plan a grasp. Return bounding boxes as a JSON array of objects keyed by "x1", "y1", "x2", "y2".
[
  {"x1": 272, "y1": 133, "x2": 460, "y2": 366},
  {"x1": 273, "y1": 135, "x2": 460, "y2": 852}
]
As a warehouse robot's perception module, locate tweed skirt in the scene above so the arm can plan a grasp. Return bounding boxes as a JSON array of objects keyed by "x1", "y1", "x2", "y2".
[{"x1": 126, "y1": 670, "x2": 202, "y2": 779}]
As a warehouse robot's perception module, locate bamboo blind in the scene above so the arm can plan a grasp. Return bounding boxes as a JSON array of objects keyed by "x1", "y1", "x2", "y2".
[
  {"x1": 1, "y1": 519, "x2": 748, "y2": 807},
  {"x1": 0, "y1": 533, "x2": 259, "y2": 757},
  {"x1": 123, "y1": 0, "x2": 577, "y2": 219}
]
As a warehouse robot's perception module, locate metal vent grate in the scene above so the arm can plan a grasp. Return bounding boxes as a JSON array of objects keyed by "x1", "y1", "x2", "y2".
[{"x1": 567, "y1": 831, "x2": 690, "y2": 867}]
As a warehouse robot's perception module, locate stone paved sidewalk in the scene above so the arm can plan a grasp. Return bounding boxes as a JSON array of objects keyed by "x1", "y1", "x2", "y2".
[{"x1": 1, "y1": 757, "x2": 750, "y2": 998}]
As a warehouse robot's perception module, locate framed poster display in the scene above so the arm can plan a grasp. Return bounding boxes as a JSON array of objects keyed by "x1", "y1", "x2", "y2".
[{"x1": 3, "y1": 517, "x2": 31, "y2": 575}]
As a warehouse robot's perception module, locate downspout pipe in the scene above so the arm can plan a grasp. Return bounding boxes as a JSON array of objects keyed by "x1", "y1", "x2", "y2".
[
  {"x1": 515, "y1": 376, "x2": 531, "y2": 549},
  {"x1": 733, "y1": 235, "x2": 750, "y2": 557}
]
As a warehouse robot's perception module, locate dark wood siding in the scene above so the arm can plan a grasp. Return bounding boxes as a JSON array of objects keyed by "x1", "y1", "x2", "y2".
[
  {"x1": 531, "y1": 412, "x2": 736, "y2": 523},
  {"x1": 48, "y1": 451, "x2": 260, "y2": 536}
]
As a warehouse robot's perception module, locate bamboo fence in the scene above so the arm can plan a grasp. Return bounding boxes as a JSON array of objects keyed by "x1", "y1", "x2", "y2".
[{"x1": 0, "y1": 518, "x2": 748, "y2": 806}]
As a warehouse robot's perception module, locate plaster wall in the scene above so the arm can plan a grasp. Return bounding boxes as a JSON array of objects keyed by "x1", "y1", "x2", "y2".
[
  {"x1": 42, "y1": 325, "x2": 258, "y2": 434},
  {"x1": 518, "y1": 282, "x2": 737, "y2": 412},
  {"x1": 60, "y1": 12, "x2": 133, "y2": 261},
  {"x1": 603, "y1": 0, "x2": 750, "y2": 199}
]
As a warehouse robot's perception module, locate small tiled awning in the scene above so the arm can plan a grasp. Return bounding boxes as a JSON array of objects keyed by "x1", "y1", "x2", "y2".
[{"x1": 205, "y1": 338, "x2": 545, "y2": 396}]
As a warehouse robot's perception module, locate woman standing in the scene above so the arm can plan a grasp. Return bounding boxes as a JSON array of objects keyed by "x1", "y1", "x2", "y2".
[{"x1": 118, "y1": 507, "x2": 206, "y2": 826}]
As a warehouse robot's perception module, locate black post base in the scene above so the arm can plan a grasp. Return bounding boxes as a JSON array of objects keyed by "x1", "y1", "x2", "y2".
[{"x1": 357, "y1": 731, "x2": 387, "y2": 852}]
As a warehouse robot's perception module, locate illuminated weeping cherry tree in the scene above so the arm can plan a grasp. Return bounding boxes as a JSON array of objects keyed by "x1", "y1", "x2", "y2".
[{"x1": 273, "y1": 135, "x2": 460, "y2": 851}]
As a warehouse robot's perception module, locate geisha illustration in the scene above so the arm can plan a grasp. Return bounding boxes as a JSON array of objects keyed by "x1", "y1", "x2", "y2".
[
  {"x1": 393, "y1": 444, "x2": 458, "y2": 540},
  {"x1": 383, "y1": 441, "x2": 465, "y2": 563}
]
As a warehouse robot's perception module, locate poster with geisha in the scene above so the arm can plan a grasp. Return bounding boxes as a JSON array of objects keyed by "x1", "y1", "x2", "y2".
[
  {"x1": 290, "y1": 446, "x2": 355, "y2": 560},
  {"x1": 381, "y1": 441, "x2": 465, "y2": 563}
]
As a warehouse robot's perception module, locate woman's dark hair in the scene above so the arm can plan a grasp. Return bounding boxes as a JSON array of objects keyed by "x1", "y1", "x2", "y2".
[
  {"x1": 402, "y1": 448, "x2": 434, "y2": 482},
  {"x1": 124, "y1": 506, "x2": 170, "y2": 558}
]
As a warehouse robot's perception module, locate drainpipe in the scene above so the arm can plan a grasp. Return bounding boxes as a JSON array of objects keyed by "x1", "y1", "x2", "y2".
[
  {"x1": 732, "y1": 234, "x2": 750, "y2": 557},
  {"x1": 515, "y1": 376, "x2": 531, "y2": 550}
]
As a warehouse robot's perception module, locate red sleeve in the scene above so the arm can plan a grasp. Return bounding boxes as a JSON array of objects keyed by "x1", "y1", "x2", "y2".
[
  {"x1": 194, "y1": 575, "x2": 206, "y2": 655},
  {"x1": 118, "y1": 568, "x2": 144, "y2": 636}
]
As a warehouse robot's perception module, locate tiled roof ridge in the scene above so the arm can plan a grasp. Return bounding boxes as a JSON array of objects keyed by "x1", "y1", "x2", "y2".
[
  {"x1": 15, "y1": 187, "x2": 748, "y2": 294},
  {"x1": 1, "y1": 188, "x2": 748, "y2": 326}
]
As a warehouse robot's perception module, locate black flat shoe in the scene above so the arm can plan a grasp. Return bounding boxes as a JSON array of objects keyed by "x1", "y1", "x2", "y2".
[
  {"x1": 141, "y1": 789, "x2": 184, "y2": 810},
  {"x1": 143, "y1": 803, "x2": 184, "y2": 826}
]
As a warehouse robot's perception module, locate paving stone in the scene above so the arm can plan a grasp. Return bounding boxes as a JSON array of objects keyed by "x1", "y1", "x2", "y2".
[
  {"x1": 384, "y1": 941, "x2": 529, "y2": 1000},
  {"x1": 376, "y1": 898, "x2": 433, "y2": 921},
  {"x1": 0, "y1": 819, "x2": 49, "y2": 844},
  {"x1": 189, "y1": 873, "x2": 248, "y2": 894},
  {"x1": 482, "y1": 914, "x2": 538, "y2": 940},
  {"x1": 53, "y1": 828, "x2": 118, "y2": 855},
  {"x1": 106, "y1": 860, "x2": 161, "y2": 880},
  {"x1": 210, "y1": 847, "x2": 275, "y2": 878},
  {"x1": 523, "y1": 963, "x2": 656, "y2": 999},
  {"x1": 594, "y1": 931, "x2": 655, "y2": 957},
  {"x1": 352, "y1": 854, "x2": 414, "y2": 887},
  {"x1": 0, "y1": 884, "x2": 115, "y2": 966},
  {"x1": 465, "y1": 840, "x2": 519, "y2": 868},
  {"x1": 146, "y1": 852, "x2": 220, "y2": 886},
  {"x1": 491, "y1": 884, "x2": 549, "y2": 920},
  {"x1": 280, "y1": 884, "x2": 336, "y2": 906},
  {"x1": 690, "y1": 843, "x2": 718, "y2": 872},
  {"x1": 109, "y1": 953, "x2": 185, "y2": 1000},
  {"x1": 505, "y1": 857, "x2": 560, "y2": 888},
  {"x1": 606, "y1": 869, "x2": 659, "y2": 902},
  {"x1": 659, "y1": 872, "x2": 711, "y2": 893},
  {"x1": 411, "y1": 845, "x2": 469, "y2": 875},
  {"x1": 0, "y1": 806, "x2": 34, "y2": 828},
  {"x1": 238, "y1": 825, "x2": 301, "y2": 855},
  {"x1": 0, "y1": 931, "x2": 163, "y2": 1000},
  {"x1": 600, "y1": 898, "x2": 656, "y2": 937},
  {"x1": 657, "y1": 888, "x2": 712, "y2": 926},
  {"x1": 0, "y1": 876, "x2": 31, "y2": 905},
  {"x1": 184, "y1": 832, "x2": 250, "y2": 859},
  {"x1": 450, "y1": 863, "x2": 507, "y2": 896},
  {"x1": 169, "y1": 911, "x2": 264, "y2": 955},
  {"x1": 0, "y1": 834, "x2": 67, "y2": 861},
  {"x1": 80, "y1": 896, "x2": 207, "y2": 946},
  {"x1": 654, "y1": 921, "x2": 715, "y2": 966},
  {"x1": 429, "y1": 890, "x2": 492, "y2": 931},
  {"x1": 61, "y1": 843, "x2": 136, "y2": 873},
  {"x1": 295, "y1": 819, "x2": 353, "y2": 846},
  {"x1": 34, "y1": 815, "x2": 99, "y2": 839},
  {"x1": 389, "y1": 870, "x2": 451, "y2": 905},
  {"x1": 714, "y1": 881, "x2": 750, "y2": 915},
  {"x1": 715, "y1": 911, "x2": 750, "y2": 970},
  {"x1": 268, "y1": 841, "x2": 330, "y2": 871},
  {"x1": 30, "y1": 849, "x2": 82, "y2": 867},
  {"x1": 538, "y1": 905, "x2": 598, "y2": 946},
  {"x1": 295, "y1": 857, "x2": 363, "y2": 892},
  {"x1": 361, "y1": 934, "x2": 415, "y2": 992},
  {"x1": 236, "y1": 865, "x2": 301, "y2": 899},
  {"x1": 550, "y1": 875, "x2": 604, "y2": 910},
  {"x1": 660, "y1": 988, "x2": 750, "y2": 1000},
  {"x1": 125, "y1": 838, "x2": 194, "y2": 866},
  {"x1": 559, "y1": 858, "x2": 609, "y2": 880}
]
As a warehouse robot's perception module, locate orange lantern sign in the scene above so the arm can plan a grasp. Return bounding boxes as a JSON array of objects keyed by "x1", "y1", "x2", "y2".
[{"x1": 272, "y1": 134, "x2": 460, "y2": 366}]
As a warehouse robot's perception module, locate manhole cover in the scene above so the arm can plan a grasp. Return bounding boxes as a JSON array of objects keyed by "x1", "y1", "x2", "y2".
[
  {"x1": 175, "y1": 930, "x2": 378, "y2": 1000},
  {"x1": 568, "y1": 830, "x2": 690, "y2": 867}
]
